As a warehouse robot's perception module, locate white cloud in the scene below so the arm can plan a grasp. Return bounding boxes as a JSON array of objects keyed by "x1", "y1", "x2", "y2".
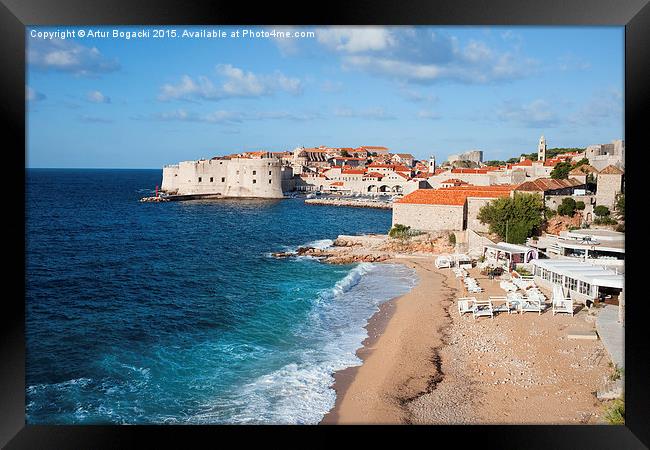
[
  {"x1": 316, "y1": 27, "x2": 397, "y2": 53},
  {"x1": 318, "y1": 27, "x2": 538, "y2": 84},
  {"x1": 557, "y1": 53, "x2": 592, "y2": 71},
  {"x1": 86, "y1": 90, "x2": 111, "y2": 103},
  {"x1": 568, "y1": 89, "x2": 623, "y2": 126},
  {"x1": 496, "y1": 99, "x2": 560, "y2": 128},
  {"x1": 320, "y1": 80, "x2": 344, "y2": 93},
  {"x1": 146, "y1": 109, "x2": 321, "y2": 124},
  {"x1": 417, "y1": 110, "x2": 442, "y2": 120},
  {"x1": 158, "y1": 65, "x2": 302, "y2": 101},
  {"x1": 26, "y1": 86, "x2": 46, "y2": 102},
  {"x1": 28, "y1": 39, "x2": 120, "y2": 76},
  {"x1": 334, "y1": 106, "x2": 395, "y2": 120}
]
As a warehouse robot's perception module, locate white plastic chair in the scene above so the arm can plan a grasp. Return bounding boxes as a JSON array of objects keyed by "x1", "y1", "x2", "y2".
[
  {"x1": 552, "y1": 285, "x2": 574, "y2": 316},
  {"x1": 473, "y1": 299, "x2": 494, "y2": 320},
  {"x1": 457, "y1": 297, "x2": 476, "y2": 316}
]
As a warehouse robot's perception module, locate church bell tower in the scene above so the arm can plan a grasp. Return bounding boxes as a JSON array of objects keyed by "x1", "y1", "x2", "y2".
[{"x1": 537, "y1": 135, "x2": 547, "y2": 162}]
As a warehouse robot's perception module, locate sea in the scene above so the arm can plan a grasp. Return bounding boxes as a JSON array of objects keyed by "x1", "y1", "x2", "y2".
[{"x1": 25, "y1": 169, "x2": 418, "y2": 424}]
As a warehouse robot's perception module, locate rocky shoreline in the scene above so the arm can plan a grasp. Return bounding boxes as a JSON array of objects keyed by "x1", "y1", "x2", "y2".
[
  {"x1": 271, "y1": 233, "x2": 455, "y2": 264},
  {"x1": 304, "y1": 198, "x2": 393, "y2": 209}
]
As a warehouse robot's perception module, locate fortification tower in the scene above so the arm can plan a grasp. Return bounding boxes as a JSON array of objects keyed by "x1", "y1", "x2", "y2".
[
  {"x1": 538, "y1": 135, "x2": 547, "y2": 162},
  {"x1": 429, "y1": 156, "x2": 436, "y2": 173}
]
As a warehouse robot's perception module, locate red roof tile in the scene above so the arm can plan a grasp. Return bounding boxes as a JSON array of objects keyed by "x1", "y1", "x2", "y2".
[{"x1": 397, "y1": 186, "x2": 514, "y2": 206}]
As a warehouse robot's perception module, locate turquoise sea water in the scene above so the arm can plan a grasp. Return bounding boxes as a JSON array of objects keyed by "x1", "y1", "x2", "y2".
[{"x1": 26, "y1": 169, "x2": 417, "y2": 424}]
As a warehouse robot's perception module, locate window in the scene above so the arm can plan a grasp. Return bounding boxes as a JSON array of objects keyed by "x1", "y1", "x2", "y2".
[
  {"x1": 210, "y1": 177, "x2": 214, "y2": 182},
  {"x1": 269, "y1": 179, "x2": 272, "y2": 184},
  {"x1": 253, "y1": 179, "x2": 257, "y2": 184},
  {"x1": 253, "y1": 170, "x2": 256, "y2": 175},
  {"x1": 236, "y1": 170, "x2": 239, "y2": 175},
  {"x1": 221, "y1": 177, "x2": 225, "y2": 182},
  {"x1": 198, "y1": 177, "x2": 202, "y2": 182},
  {"x1": 269, "y1": 171, "x2": 272, "y2": 175},
  {"x1": 552, "y1": 272, "x2": 562, "y2": 285},
  {"x1": 579, "y1": 281, "x2": 590, "y2": 295}
]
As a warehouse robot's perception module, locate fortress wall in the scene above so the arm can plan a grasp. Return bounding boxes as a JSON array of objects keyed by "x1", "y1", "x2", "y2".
[{"x1": 161, "y1": 158, "x2": 285, "y2": 198}]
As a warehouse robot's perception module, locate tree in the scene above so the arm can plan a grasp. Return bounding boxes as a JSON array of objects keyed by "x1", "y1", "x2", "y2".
[
  {"x1": 615, "y1": 193, "x2": 625, "y2": 219},
  {"x1": 340, "y1": 150, "x2": 351, "y2": 157},
  {"x1": 550, "y1": 161, "x2": 573, "y2": 179},
  {"x1": 594, "y1": 205, "x2": 611, "y2": 218},
  {"x1": 575, "y1": 201, "x2": 586, "y2": 211},
  {"x1": 448, "y1": 232, "x2": 456, "y2": 245},
  {"x1": 573, "y1": 158, "x2": 589, "y2": 168},
  {"x1": 477, "y1": 193, "x2": 545, "y2": 244},
  {"x1": 557, "y1": 197, "x2": 577, "y2": 217}
]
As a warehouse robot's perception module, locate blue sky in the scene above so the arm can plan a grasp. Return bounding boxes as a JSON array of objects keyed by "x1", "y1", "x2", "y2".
[{"x1": 26, "y1": 26, "x2": 624, "y2": 168}]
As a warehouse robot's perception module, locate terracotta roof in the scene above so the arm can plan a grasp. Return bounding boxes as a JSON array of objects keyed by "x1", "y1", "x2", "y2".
[
  {"x1": 569, "y1": 164, "x2": 599, "y2": 175},
  {"x1": 450, "y1": 168, "x2": 491, "y2": 174},
  {"x1": 393, "y1": 153, "x2": 414, "y2": 158},
  {"x1": 341, "y1": 168, "x2": 366, "y2": 174},
  {"x1": 330, "y1": 181, "x2": 344, "y2": 186},
  {"x1": 512, "y1": 159, "x2": 533, "y2": 167},
  {"x1": 598, "y1": 165, "x2": 624, "y2": 175},
  {"x1": 364, "y1": 172, "x2": 384, "y2": 178},
  {"x1": 515, "y1": 178, "x2": 583, "y2": 192},
  {"x1": 441, "y1": 178, "x2": 469, "y2": 185},
  {"x1": 397, "y1": 186, "x2": 514, "y2": 206}
]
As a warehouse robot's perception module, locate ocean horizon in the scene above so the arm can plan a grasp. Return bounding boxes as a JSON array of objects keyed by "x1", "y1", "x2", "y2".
[{"x1": 25, "y1": 168, "x2": 417, "y2": 424}]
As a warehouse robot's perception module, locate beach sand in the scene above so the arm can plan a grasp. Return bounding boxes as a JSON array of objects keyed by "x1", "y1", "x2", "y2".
[{"x1": 322, "y1": 259, "x2": 614, "y2": 425}]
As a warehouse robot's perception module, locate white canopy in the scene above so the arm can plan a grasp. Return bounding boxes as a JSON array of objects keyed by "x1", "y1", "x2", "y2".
[{"x1": 532, "y1": 259, "x2": 624, "y2": 289}]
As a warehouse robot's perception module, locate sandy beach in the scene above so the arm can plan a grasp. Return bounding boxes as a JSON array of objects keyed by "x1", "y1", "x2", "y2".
[{"x1": 322, "y1": 257, "x2": 615, "y2": 425}]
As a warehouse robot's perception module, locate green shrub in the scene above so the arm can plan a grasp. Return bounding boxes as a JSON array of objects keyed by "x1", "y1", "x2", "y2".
[
  {"x1": 389, "y1": 224, "x2": 410, "y2": 238},
  {"x1": 557, "y1": 197, "x2": 577, "y2": 217},
  {"x1": 594, "y1": 217, "x2": 618, "y2": 225},
  {"x1": 615, "y1": 193, "x2": 624, "y2": 219},
  {"x1": 575, "y1": 201, "x2": 585, "y2": 210},
  {"x1": 603, "y1": 398, "x2": 625, "y2": 425},
  {"x1": 448, "y1": 232, "x2": 456, "y2": 245},
  {"x1": 594, "y1": 205, "x2": 611, "y2": 218},
  {"x1": 545, "y1": 207, "x2": 557, "y2": 219}
]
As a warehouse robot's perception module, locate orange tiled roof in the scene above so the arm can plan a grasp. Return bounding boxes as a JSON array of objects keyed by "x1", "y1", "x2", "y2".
[
  {"x1": 598, "y1": 165, "x2": 624, "y2": 175},
  {"x1": 450, "y1": 168, "x2": 491, "y2": 174},
  {"x1": 364, "y1": 172, "x2": 384, "y2": 178},
  {"x1": 569, "y1": 164, "x2": 599, "y2": 175},
  {"x1": 512, "y1": 159, "x2": 533, "y2": 167},
  {"x1": 397, "y1": 186, "x2": 514, "y2": 206},
  {"x1": 515, "y1": 178, "x2": 583, "y2": 192},
  {"x1": 341, "y1": 168, "x2": 366, "y2": 174},
  {"x1": 441, "y1": 178, "x2": 469, "y2": 185},
  {"x1": 330, "y1": 181, "x2": 344, "y2": 186}
]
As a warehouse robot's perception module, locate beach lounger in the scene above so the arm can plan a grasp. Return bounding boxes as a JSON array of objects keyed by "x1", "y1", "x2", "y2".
[
  {"x1": 504, "y1": 293, "x2": 524, "y2": 314},
  {"x1": 473, "y1": 299, "x2": 494, "y2": 320},
  {"x1": 489, "y1": 296, "x2": 509, "y2": 314},
  {"x1": 519, "y1": 296, "x2": 544, "y2": 315},
  {"x1": 457, "y1": 297, "x2": 476, "y2": 316}
]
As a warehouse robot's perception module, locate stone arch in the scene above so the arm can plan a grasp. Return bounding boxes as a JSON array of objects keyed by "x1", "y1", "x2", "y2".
[
  {"x1": 367, "y1": 185, "x2": 376, "y2": 192},
  {"x1": 391, "y1": 185, "x2": 403, "y2": 193},
  {"x1": 379, "y1": 185, "x2": 390, "y2": 192}
]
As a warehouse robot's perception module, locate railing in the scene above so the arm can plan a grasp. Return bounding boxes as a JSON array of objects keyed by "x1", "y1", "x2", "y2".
[{"x1": 163, "y1": 164, "x2": 179, "y2": 169}]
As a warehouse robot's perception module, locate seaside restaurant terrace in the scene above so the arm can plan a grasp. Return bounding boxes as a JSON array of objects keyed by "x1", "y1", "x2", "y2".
[
  {"x1": 482, "y1": 242, "x2": 539, "y2": 271},
  {"x1": 531, "y1": 258, "x2": 624, "y2": 305}
]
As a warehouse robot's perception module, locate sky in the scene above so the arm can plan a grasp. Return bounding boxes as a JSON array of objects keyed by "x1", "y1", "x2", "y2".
[{"x1": 26, "y1": 26, "x2": 624, "y2": 168}]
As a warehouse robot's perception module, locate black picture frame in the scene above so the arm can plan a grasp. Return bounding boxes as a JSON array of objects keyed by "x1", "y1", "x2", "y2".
[{"x1": 2, "y1": 0, "x2": 648, "y2": 447}]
